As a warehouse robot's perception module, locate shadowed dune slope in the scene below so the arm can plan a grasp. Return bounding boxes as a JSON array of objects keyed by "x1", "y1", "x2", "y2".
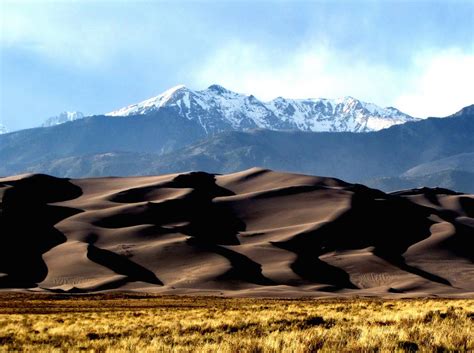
[{"x1": 0, "y1": 168, "x2": 473, "y2": 297}]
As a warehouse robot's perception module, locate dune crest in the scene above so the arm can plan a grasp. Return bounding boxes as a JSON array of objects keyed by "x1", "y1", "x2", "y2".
[{"x1": 0, "y1": 168, "x2": 473, "y2": 297}]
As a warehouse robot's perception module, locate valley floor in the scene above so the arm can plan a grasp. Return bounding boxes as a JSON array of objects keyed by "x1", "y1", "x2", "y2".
[{"x1": 0, "y1": 294, "x2": 472, "y2": 352}]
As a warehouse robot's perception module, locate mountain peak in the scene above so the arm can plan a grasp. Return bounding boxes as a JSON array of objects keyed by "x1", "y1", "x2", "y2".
[
  {"x1": 106, "y1": 85, "x2": 190, "y2": 117},
  {"x1": 163, "y1": 84, "x2": 187, "y2": 95},
  {"x1": 342, "y1": 96, "x2": 358, "y2": 101},
  {"x1": 42, "y1": 111, "x2": 84, "y2": 127},
  {"x1": 207, "y1": 84, "x2": 230, "y2": 94},
  {"x1": 155, "y1": 84, "x2": 188, "y2": 104}
]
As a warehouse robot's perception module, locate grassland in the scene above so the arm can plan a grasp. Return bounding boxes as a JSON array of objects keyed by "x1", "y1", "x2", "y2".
[{"x1": 0, "y1": 294, "x2": 472, "y2": 352}]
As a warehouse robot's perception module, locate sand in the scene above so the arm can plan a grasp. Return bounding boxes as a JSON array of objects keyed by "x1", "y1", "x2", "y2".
[{"x1": 0, "y1": 168, "x2": 473, "y2": 297}]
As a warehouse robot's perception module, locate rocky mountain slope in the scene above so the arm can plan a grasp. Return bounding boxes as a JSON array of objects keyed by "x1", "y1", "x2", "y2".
[{"x1": 119, "y1": 105, "x2": 473, "y2": 183}]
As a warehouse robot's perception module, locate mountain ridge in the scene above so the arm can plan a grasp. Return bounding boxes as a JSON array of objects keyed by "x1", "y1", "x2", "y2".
[{"x1": 106, "y1": 84, "x2": 417, "y2": 133}]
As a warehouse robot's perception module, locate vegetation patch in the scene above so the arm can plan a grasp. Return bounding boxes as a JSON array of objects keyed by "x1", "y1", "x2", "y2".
[{"x1": 0, "y1": 294, "x2": 472, "y2": 352}]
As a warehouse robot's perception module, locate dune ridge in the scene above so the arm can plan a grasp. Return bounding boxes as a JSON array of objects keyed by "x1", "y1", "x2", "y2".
[{"x1": 0, "y1": 168, "x2": 473, "y2": 297}]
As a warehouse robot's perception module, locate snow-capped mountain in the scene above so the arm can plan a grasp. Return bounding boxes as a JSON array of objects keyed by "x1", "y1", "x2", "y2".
[
  {"x1": 42, "y1": 111, "x2": 84, "y2": 127},
  {"x1": 0, "y1": 123, "x2": 8, "y2": 134},
  {"x1": 106, "y1": 84, "x2": 418, "y2": 133}
]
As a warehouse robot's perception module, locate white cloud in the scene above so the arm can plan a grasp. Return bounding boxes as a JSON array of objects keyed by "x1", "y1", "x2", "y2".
[
  {"x1": 192, "y1": 41, "x2": 405, "y2": 104},
  {"x1": 394, "y1": 49, "x2": 474, "y2": 118},
  {"x1": 192, "y1": 42, "x2": 474, "y2": 118}
]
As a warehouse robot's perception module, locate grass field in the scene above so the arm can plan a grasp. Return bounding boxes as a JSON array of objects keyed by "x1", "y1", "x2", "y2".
[{"x1": 0, "y1": 294, "x2": 472, "y2": 352}]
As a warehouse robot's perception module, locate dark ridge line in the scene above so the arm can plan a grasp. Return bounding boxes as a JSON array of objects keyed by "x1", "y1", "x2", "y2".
[{"x1": 87, "y1": 244, "x2": 163, "y2": 286}]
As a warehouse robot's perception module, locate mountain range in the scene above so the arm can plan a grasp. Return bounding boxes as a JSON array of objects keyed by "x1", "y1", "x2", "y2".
[
  {"x1": 27, "y1": 85, "x2": 415, "y2": 134},
  {"x1": 0, "y1": 85, "x2": 472, "y2": 193},
  {"x1": 105, "y1": 84, "x2": 417, "y2": 133},
  {"x1": 0, "y1": 124, "x2": 7, "y2": 135}
]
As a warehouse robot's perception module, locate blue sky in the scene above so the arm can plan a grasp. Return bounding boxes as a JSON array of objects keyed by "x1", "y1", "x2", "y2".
[{"x1": 1, "y1": 0, "x2": 473, "y2": 131}]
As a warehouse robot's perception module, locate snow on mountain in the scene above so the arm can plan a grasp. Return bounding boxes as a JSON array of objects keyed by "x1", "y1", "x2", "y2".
[
  {"x1": 106, "y1": 85, "x2": 418, "y2": 133},
  {"x1": 42, "y1": 111, "x2": 85, "y2": 127},
  {"x1": 0, "y1": 123, "x2": 8, "y2": 134}
]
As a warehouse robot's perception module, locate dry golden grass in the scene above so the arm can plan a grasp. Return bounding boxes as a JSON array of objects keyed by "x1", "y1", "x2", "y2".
[{"x1": 0, "y1": 294, "x2": 472, "y2": 352}]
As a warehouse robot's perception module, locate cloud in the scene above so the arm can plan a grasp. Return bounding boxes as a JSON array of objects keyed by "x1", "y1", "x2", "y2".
[
  {"x1": 394, "y1": 49, "x2": 474, "y2": 118},
  {"x1": 191, "y1": 42, "x2": 473, "y2": 117},
  {"x1": 192, "y1": 41, "x2": 406, "y2": 105}
]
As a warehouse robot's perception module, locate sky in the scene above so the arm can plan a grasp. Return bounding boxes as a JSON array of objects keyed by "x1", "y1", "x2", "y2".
[{"x1": 1, "y1": 0, "x2": 473, "y2": 131}]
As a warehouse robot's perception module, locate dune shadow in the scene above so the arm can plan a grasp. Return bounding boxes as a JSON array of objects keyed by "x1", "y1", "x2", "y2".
[
  {"x1": 272, "y1": 238, "x2": 357, "y2": 290},
  {"x1": 459, "y1": 196, "x2": 474, "y2": 218},
  {"x1": 98, "y1": 172, "x2": 246, "y2": 245},
  {"x1": 0, "y1": 175, "x2": 83, "y2": 288},
  {"x1": 273, "y1": 185, "x2": 455, "y2": 288},
  {"x1": 87, "y1": 244, "x2": 163, "y2": 286},
  {"x1": 187, "y1": 237, "x2": 274, "y2": 285},
  {"x1": 441, "y1": 223, "x2": 474, "y2": 263},
  {"x1": 375, "y1": 252, "x2": 452, "y2": 286},
  {"x1": 92, "y1": 172, "x2": 252, "y2": 286},
  {"x1": 401, "y1": 194, "x2": 474, "y2": 264}
]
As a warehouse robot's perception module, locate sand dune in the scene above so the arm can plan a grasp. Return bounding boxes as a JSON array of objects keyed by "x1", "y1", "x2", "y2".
[{"x1": 0, "y1": 168, "x2": 473, "y2": 297}]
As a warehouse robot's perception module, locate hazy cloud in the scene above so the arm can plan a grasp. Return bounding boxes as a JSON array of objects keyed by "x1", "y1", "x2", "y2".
[
  {"x1": 395, "y1": 49, "x2": 474, "y2": 118},
  {"x1": 192, "y1": 43, "x2": 474, "y2": 117}
]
